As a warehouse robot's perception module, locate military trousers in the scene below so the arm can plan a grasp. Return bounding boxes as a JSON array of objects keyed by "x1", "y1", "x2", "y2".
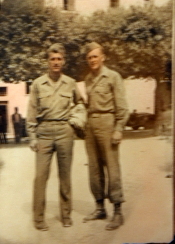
[
  {"x1": 85, "y1": 113, "x2": 124, "y2": 204},
  {"x1": 33, "y1": 121, "x2": 74, "y2": 222}
]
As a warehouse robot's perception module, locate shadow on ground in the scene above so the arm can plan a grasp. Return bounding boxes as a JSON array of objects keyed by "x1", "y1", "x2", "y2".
[{"x1": 22, "y1": 200, "x2": 94, "y2": 219}]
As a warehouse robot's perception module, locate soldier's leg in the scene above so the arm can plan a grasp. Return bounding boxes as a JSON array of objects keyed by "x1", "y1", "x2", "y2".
[
  {"x1": 94, "y1": 114, "x2": 123, "y2": 204},
  {"x1": 55, "y1": 122, "x2": 74, "y2": 227},
  {"x1": 86, "y1": 125, "x2": 106, "y2": 200},
  {"x1": 83, "y1": 122, "x2": 107, "y2": 222},
  {"x1": 104, "y1": 143, "x2": 124, "y2": 230},
  {"x1": 94, "y1": 114, "x2": 124, "y2": 230},
  {"x1": 33, "y1": 138, "x2": 53, "y2": 226},
  {"x1": 105, "y1": 144, "x2": 123, "y2": 204}
]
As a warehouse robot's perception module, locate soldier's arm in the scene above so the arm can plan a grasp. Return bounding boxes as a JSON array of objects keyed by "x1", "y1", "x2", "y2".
[
  {"x1": 26, "y1": 82, "x2": 39, "y2": 150},
  {"x1": 112, "y1": 73, "x2": 129, "y2": 144},
  {"x1": 69, "y1": 82, "x2": 87, "y2": 129}
]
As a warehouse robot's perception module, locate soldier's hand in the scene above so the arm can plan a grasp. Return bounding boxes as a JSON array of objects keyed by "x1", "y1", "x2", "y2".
[
  {"x1": 111, "y1": 131, "x2": 123, "y2": 145},
  {"x1": 69, "y1": 120, "x2": 81, "y2": 129},
  {"x1": 30, "y1": 139, "x2": 39, "y2": 152}
]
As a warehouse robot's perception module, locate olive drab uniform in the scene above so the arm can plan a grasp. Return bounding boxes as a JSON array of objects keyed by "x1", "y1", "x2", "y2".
[
  {"x1": 85, "y1": 66, "x2": 129, "y2": 204},
  {"x1": 27, "y1": 73, "x2": 86, "y2": 223}
]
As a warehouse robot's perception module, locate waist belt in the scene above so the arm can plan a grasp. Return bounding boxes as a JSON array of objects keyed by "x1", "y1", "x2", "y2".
[
  {"x1": 88, "y1": 113, "x2": 114, "y2": 118},
  {"x1": 41, "y1": 119, "x2": 68, "y2": 122}
]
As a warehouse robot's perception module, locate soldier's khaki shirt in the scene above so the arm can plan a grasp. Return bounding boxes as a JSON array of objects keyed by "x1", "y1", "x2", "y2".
[
  {"x1": 85, "y1": 66, "x2": 129, "y2": 132},
  {"x1": 27, "y1": 73, "x2": 83, "y2": 139}
]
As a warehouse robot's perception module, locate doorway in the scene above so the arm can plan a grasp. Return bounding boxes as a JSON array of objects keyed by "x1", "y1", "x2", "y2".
[{"x1": 0, "y1": 103, "x2": 8, "y2": 143}]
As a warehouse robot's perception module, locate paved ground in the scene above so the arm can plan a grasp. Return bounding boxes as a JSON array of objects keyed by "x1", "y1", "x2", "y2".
[{"x1": 0, "y1": 131, "x2": 173, "y2": 244}]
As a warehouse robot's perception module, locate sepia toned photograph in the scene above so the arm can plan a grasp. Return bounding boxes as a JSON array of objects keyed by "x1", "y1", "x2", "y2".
[{"x1": 0, "y1": 0, "x2": 174, "y2": 244}]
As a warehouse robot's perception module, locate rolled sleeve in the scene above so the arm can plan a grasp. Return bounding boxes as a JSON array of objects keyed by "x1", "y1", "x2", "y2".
[{"x1": 112, "y1": 73, "x2": 129, "y2": 132}]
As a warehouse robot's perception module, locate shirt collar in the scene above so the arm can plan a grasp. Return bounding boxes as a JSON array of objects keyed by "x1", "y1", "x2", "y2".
[
  {"x1": 40, "y1": 74, "x2": 68, "y2": 85},
  {"x1": 87, "y1": 65, "x2": 109, "y2": 81},
  {"x1": 100, "y1": 65, "x2": 110, "y2": 77}
]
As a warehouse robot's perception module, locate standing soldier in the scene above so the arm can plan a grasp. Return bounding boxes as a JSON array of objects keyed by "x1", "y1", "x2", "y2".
[
  {"x1": 83, "y1": 42, "x2": 129, "y2": 230},
  {"x1": 27, "y1": 43, "x2": 85, "y2": 231}
]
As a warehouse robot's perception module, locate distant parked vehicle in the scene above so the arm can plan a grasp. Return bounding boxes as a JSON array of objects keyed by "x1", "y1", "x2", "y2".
[{"x1": 126, "y1": 111, "x2": 155, "y2": 130}]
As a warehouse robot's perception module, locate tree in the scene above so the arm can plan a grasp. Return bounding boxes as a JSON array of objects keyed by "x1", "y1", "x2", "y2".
[
  {"x1": 78, "y1": 2, "x2": 172, "y2": 134},
  {"x1": 1, "y1": 0, "x2": 44, "y2": 14},
  {"x1": 0, "y1": 0, "x2": 172, "y2": 134},
  {"x1": 0, "y1": 1, "x2": 171, "y2": 82}
]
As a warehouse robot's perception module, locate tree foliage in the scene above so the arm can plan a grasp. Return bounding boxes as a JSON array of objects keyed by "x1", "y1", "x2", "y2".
[
  {"x1": 83, "y1": 3, "x2": 172, "y2": 81},
  {"x1": 1, "y1": 0, "x2": 44, "y2": 14},
  {"x1": 0, "y1": 0, "x2": 172, "y2": 83}
]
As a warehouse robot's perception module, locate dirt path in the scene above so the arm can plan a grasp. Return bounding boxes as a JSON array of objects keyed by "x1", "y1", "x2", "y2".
[{"x1": 0, "y1": 135, "x2": 173, "y2": 244}]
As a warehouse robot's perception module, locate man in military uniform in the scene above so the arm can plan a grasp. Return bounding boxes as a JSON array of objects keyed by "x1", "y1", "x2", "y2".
[
  {"x1": 27, "y1": 43, "x2": 85, "y2": 231},
  {"x1": 83, "y1": 42, "x2": 129, "y2": 230}
]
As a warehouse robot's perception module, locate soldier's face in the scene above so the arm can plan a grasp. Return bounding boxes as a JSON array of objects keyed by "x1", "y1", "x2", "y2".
[
  {"x1": 48, "y1": 52, "x2": 65, "y2": 73},
  {"x1": 86, "y1": 48, "x2": 105, "y2": 72}
]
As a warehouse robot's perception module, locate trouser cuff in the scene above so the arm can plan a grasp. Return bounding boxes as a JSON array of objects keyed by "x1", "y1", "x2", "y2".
[{"x1": 96, "y1": 199, "x2": 105, "y2": 209}]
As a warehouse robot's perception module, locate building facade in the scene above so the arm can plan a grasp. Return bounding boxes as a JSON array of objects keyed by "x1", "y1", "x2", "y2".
[
  {"x1": 45, "y1": 0, "x2": 169, "y2": 15},
  {"x1": 0, "y1": 79, "x2": 157, "y2": 138},
  {"x1": 0, "y1": 82, "x2": 29, "y2": 138}
]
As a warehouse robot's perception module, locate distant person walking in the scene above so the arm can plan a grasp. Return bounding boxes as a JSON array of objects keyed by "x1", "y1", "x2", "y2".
[{"x1": 12, "y1": 107, "x2": 22, "y2": 143}]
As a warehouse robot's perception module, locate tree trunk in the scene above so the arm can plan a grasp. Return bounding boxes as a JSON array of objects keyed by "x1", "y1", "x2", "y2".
[
  {"x1": 153, "y1": 79, "x2": 162, "y2": 136},
  {"x1": 153, "y1": 78, "x2": 171, "y2": 136}
]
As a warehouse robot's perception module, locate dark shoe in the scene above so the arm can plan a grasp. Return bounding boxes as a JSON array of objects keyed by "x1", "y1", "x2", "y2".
[
  {"x1": 105, "y1": 213, "x2": 124, "y2": 231},
  {"x1": 83, "y1": 209, "x2": 107, "y2": 223},
  {"x1": 62, "y1": 217, "x2": 72, "y2": 227},
  {"x1": 34, "y1": 221, "x2": 49, "y2": 231}
]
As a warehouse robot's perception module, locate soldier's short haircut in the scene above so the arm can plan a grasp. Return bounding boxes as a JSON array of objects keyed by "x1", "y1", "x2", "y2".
[
  {"x1": 46, "y1": 43, "x2": 66, "y2": 58},
  {"x1": 85, "y1": 42, "x2": 104, "y2": 55}
]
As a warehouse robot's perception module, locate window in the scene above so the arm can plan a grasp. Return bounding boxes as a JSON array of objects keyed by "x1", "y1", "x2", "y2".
[
  {"x1": 26, "y1": 82, "x2": 32, "y2": 94},
  {"x1": 64, "y1": 0, "x2": 68, "y2": 10},
  {"x1": 63, "y1": 0, "x2": 75, "y2": 11},
  {"x1": 0, "y1": 87, "x2": 7, "y2": 96},
  {"x1": 110, "y1": 0, "x2": 119, "y2": 8}
]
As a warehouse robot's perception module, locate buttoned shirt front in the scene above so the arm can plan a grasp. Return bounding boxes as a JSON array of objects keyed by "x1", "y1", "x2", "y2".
[
  {"x1": 85, "y1": 65, "x2": 129, "y2": 132},
  {"x1": 27, "y1": 73, "x2": 83, "y2": 139}
]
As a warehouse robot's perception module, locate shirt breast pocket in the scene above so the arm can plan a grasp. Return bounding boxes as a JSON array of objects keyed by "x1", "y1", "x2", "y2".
[
  {"x1": 96, "y1": 88, "x2": 109, "y2": 94},
  {"x1": 95, "y1": 85, "x2": 111, "y2": 96},
  {"x1": 39, "y1": 92, "x2": 52, "y2": 109},
  {"x1": 95, "y1": 89, "x2": 112, "y2": 106},
  {"x1": 96, "y1": 83, "x2": 111, "y2": 94},
  {"x1": 60, "y1": 92, "x2": 72, "y2": 109}
]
